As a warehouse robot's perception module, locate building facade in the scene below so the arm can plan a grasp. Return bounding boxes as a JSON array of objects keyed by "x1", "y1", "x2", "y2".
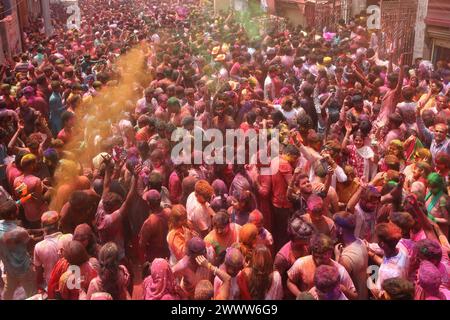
[{"x1": 424, "y1": 0, "x2": 450, "y2": 63}]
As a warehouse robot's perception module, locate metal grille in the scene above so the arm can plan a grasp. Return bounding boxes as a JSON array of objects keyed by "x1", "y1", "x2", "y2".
[
  {"x1": 380, "y1": 0, "x2": 418, "y2": 65},
  {"x1": 313, "y1": 0, "x2": 343, "y2": 31}
]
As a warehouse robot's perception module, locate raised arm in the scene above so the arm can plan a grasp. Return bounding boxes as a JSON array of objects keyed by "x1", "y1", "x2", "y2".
[
  {"x1": 195, "y1": 255, "x2": 231, "y2": 300},
  {"x1": 116, "y1": 164, "x2": 142, "y2": 218},
  {"x1": 346, "y1": 184, "x2": 364, "y2": 213},
  {"x1": 101, "y1": 154, "x2": 114, "y2": 198},
  {"x1": 342, "y1": 120, "x2": 352, "y2": 150},
  {"x1": 394, "y1": 54, "x2": 405, "y2": 95},
  {"x1": 415, "y1": 98, "x2": 433, "y2": 146}
]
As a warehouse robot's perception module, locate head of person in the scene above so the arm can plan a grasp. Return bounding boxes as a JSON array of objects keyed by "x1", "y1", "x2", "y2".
[
  {"x1": 296, "y1": 292, "x2": 316, "y2": 300},
  {"x1": 388, "y1": 113, "x2": 403, "y2": 130},
  {"x1": 182, "y1": 116, "x2": 195, "y2": 132},
  {"x1": 194, "y1": 180, "x2": 214, "y2": 205},
  {"x1": 213, "y1": 100, "x2": 226, "y2": 118},
  {"x1": 41, "y1": 211, "x2": 60, "y2": 234},
  {"x1": 64, "y1": 240, "x2": 90, "y2": 266},
  {"x1": 212, "y1": 210, "x2": 230, "y2": 236},
  {"x1": 413, "y1": 239, "x2": 443, "y2": 266},
  {"x1": 248, "y1": 209, "x2": 265, "y2": 232},
  {"x1": 410, "y1": 181, "x2": 426, "y2": 202},
  {"x1": 401, "y1": 86, "x2": 415, "y2": 101},
  {"x1": 61, "y1": 111, "x2": 75, "y2": 128},
  {"x1": 412, "y1": 161, "x2": 432, "y2": 180},
  {"x1": 102, "y1": 192, "x2": 124, "y2": 214},
  {"x1": 351, "y1": 95, "x2": 363, "y2": 111},
  {"x1": 310, "y1": 234, "x2": 334, "y2": 266},
  {"x1": 360, "y1": 186, "x2": 381, "y2": 212},
  {"x1": 322, "y1": 140, "x2": 341, "y2": 160},
  {"x1": 343, "y1": 165, "x2": 356, "y2": 182},
  {"x1": 168, "y1": 204, "x2": 188, "y2": 230},
  {"x1": 248, "y1": 245, "x2": 273, "y2": 300},
  {"x1": 381, "y1": 277, "x2": 415, "y2": 300},
  {"x1": 352, "y1": 130, "x2": 365, "y2": 149},
  {"x1": 433, "y1": 123, "x2": 448, "y2": 143},
  {"x1": 297, "y1": 115, "x2": 313, "y2": 135},
  {"x1": 306, "y1": 130, "x2": 322, "y2": 151},
  {"x1": 186, "y1": 237, "x2": 207, "y2": 260},
  {"x1": 167, "y1": 97, "x2": 180, "y2": 113},
  {"x1": 302, "y1": 83, "x2": 314, "y2": 97},
  {"x1": 142, "y1": 189, "x2": 162, "y2": 212},
  {"x1": 282, "y1": 144, "x2": 300, "y2": 165},
  {"x1": 98, "y1": 242, "x2": 122, "y2": 300},
  {"x1": 148, "y1": 172, "x2": 163, "y2": 191},
  {"x1": 73, "y1": 223, "x2": 97, "y2": 255},
  {"x1": 435, "y1": 152, "x2": 450, "y2": 173},
  {"x1": 194, "y1": 280, "x2": 214, "y2": 300},
  {"x1": 436, "y1": 95, "x2": 448, "y2": 110},
  {"x1": 375, "y1": 222, "x2": 402, "y2": 255},
  {"x1": 144, "y1": 87, "x2": 154, "y2": 102},
  {"x1": 333, "y1": 211, "x2": 356, "y2": 239},
  {"x1": 422, "y1": 109, "x2": 436, "y2": 127},
  {"x1": 387, "y1": 140, "x2": 404, "y2": 159},
  {"x1": 418, "y1": 260, "x2": 442, "y2": 297},
  {"x1": 288, "y1": 215, "x2": 314, "y2": 250},
  {"x1": 43, "y1": 148, "x2": 59, "y2": 169},
  {"x1": 224, "y1": 247, "x2": 244, "y2": 277},
  {"x1": 0, "y1": 83, "x2": 11, "y2": 95},
  {"x1": 430, "y1": 80, "x2": 444, "y2": 95},
  {"x1": 239, "y1": 223, "x2": 258, "y2": 250},
  {"x1": 413, "y1": 148, "x2": 432, "y2": 164},
  {"x1": 0, "y1": 200, "x2": 18, "y2": 221},
  {"x1": 307, "y1": 194, "x2": 324, "y2": 218},
  {"x1": 314, "y1": 264, "x2": 341, "y2": 300},
  {"x1": 295, "y1": 173, "x2": 312, "y2": 196},
  {"x1": 427, "y1": 172, "x2": 445, "y2": 196},
  {"x1": 57, "y1": 233, "x2": 73, "y2": 258},
  {"x1": 20, "y1": 153, "x2": 37, "y2": 174},
  {"x1": 389, "y1": 211, "x2": 414, "y2": 238},
  {"x1": 387, "y1": 72, "x2": 399, "y2": 89},
  {"x1": 268, "y1": 65, "x2": 278, "y2": 78}
]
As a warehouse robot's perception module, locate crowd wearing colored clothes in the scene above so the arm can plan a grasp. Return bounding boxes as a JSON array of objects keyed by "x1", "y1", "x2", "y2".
[{"x1": 0, "y1": 0, "x2": 449, "y2": 301}]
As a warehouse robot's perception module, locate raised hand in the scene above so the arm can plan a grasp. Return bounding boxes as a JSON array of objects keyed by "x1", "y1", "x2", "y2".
[
  {"x1": 195, "y1": 255, "x2": 209, "y2": 268},
  {"x1": 345, "y1": 119, "x2": 353, "y2": 133}
]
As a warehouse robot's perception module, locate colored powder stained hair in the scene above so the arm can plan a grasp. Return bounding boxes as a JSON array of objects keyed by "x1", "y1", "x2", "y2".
[
  {"x1": 194, "y1": 180, "x2": 214, "y2": 200},
  {"x1": 418, "y1": 260, "x2": 442, "y2": 292},
  {"x1": 98, "y1": 242, "x2": 122, "y2": 300},
  {"x1": 194, "y1": 280, "x2": 214, "y2": 300},
  {"x1": 168, "y1": 204, "x2": 188, "y2": 230},
  {"x1": 314, "y1": 264, "x2": 340, "y2": 294},
  {"x1": 288, "y1": 216, "x2": 314, "y2": 241},
  {"x1": 248, "y1": 245, "x2": 273, "y2": 300},
  {"x1": 427, "y1": 172, "x2": 445, "y2": 191},
  {"x1": 224, "y1": 247, "x2": 244, "y2": 268}
]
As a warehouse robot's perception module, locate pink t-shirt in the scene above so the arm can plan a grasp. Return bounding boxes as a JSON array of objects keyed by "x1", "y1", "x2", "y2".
[
  {"x1": 33, "y1": 232, "x2": 63, "y2": 284},
  {"x1": 287, "y1": 255, "x2": 356, "y2": 293},
  {"x1": 270, "y1": 156, "x2": 293, "y2": 209},
  {"x1": 13, "y1": 174, "x2": 48, "y2": 222},
  {"x1": 95, "y1": 200, "x2": 125, "y2": 259},
  {"x1": 168, "y1": 171, "x2": 182, "y2": 204},
  {"x1": 186, "y1": 192, "x2": 211, "y2": 234}
]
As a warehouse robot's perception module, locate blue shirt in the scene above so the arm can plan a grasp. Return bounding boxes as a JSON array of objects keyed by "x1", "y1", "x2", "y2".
[
  {"x1": 0, "y1": 220, "x2": 31, "y2": 276},
  {"x1": 417, "y1": 115, "x2": 450, "y2": 163}
]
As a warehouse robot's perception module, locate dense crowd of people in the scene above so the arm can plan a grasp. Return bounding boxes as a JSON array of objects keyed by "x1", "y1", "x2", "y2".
[{"x1": 0, "y1": 0, "x2": 449, "y2": 300}]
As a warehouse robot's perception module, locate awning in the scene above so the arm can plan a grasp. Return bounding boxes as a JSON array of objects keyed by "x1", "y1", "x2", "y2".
[{"x1": 425, "y1": 1, "x2": 450, "y2": 28}]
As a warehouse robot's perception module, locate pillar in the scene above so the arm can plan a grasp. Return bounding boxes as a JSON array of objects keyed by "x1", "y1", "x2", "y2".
[{"x1": 413, "y1": 0, "x2": 428, "y2": 60}]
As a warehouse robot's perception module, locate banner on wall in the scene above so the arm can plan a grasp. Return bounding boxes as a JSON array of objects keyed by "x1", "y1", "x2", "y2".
[{"x1": 1, "y1": 13, "x2": 22, "y2": 58}]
